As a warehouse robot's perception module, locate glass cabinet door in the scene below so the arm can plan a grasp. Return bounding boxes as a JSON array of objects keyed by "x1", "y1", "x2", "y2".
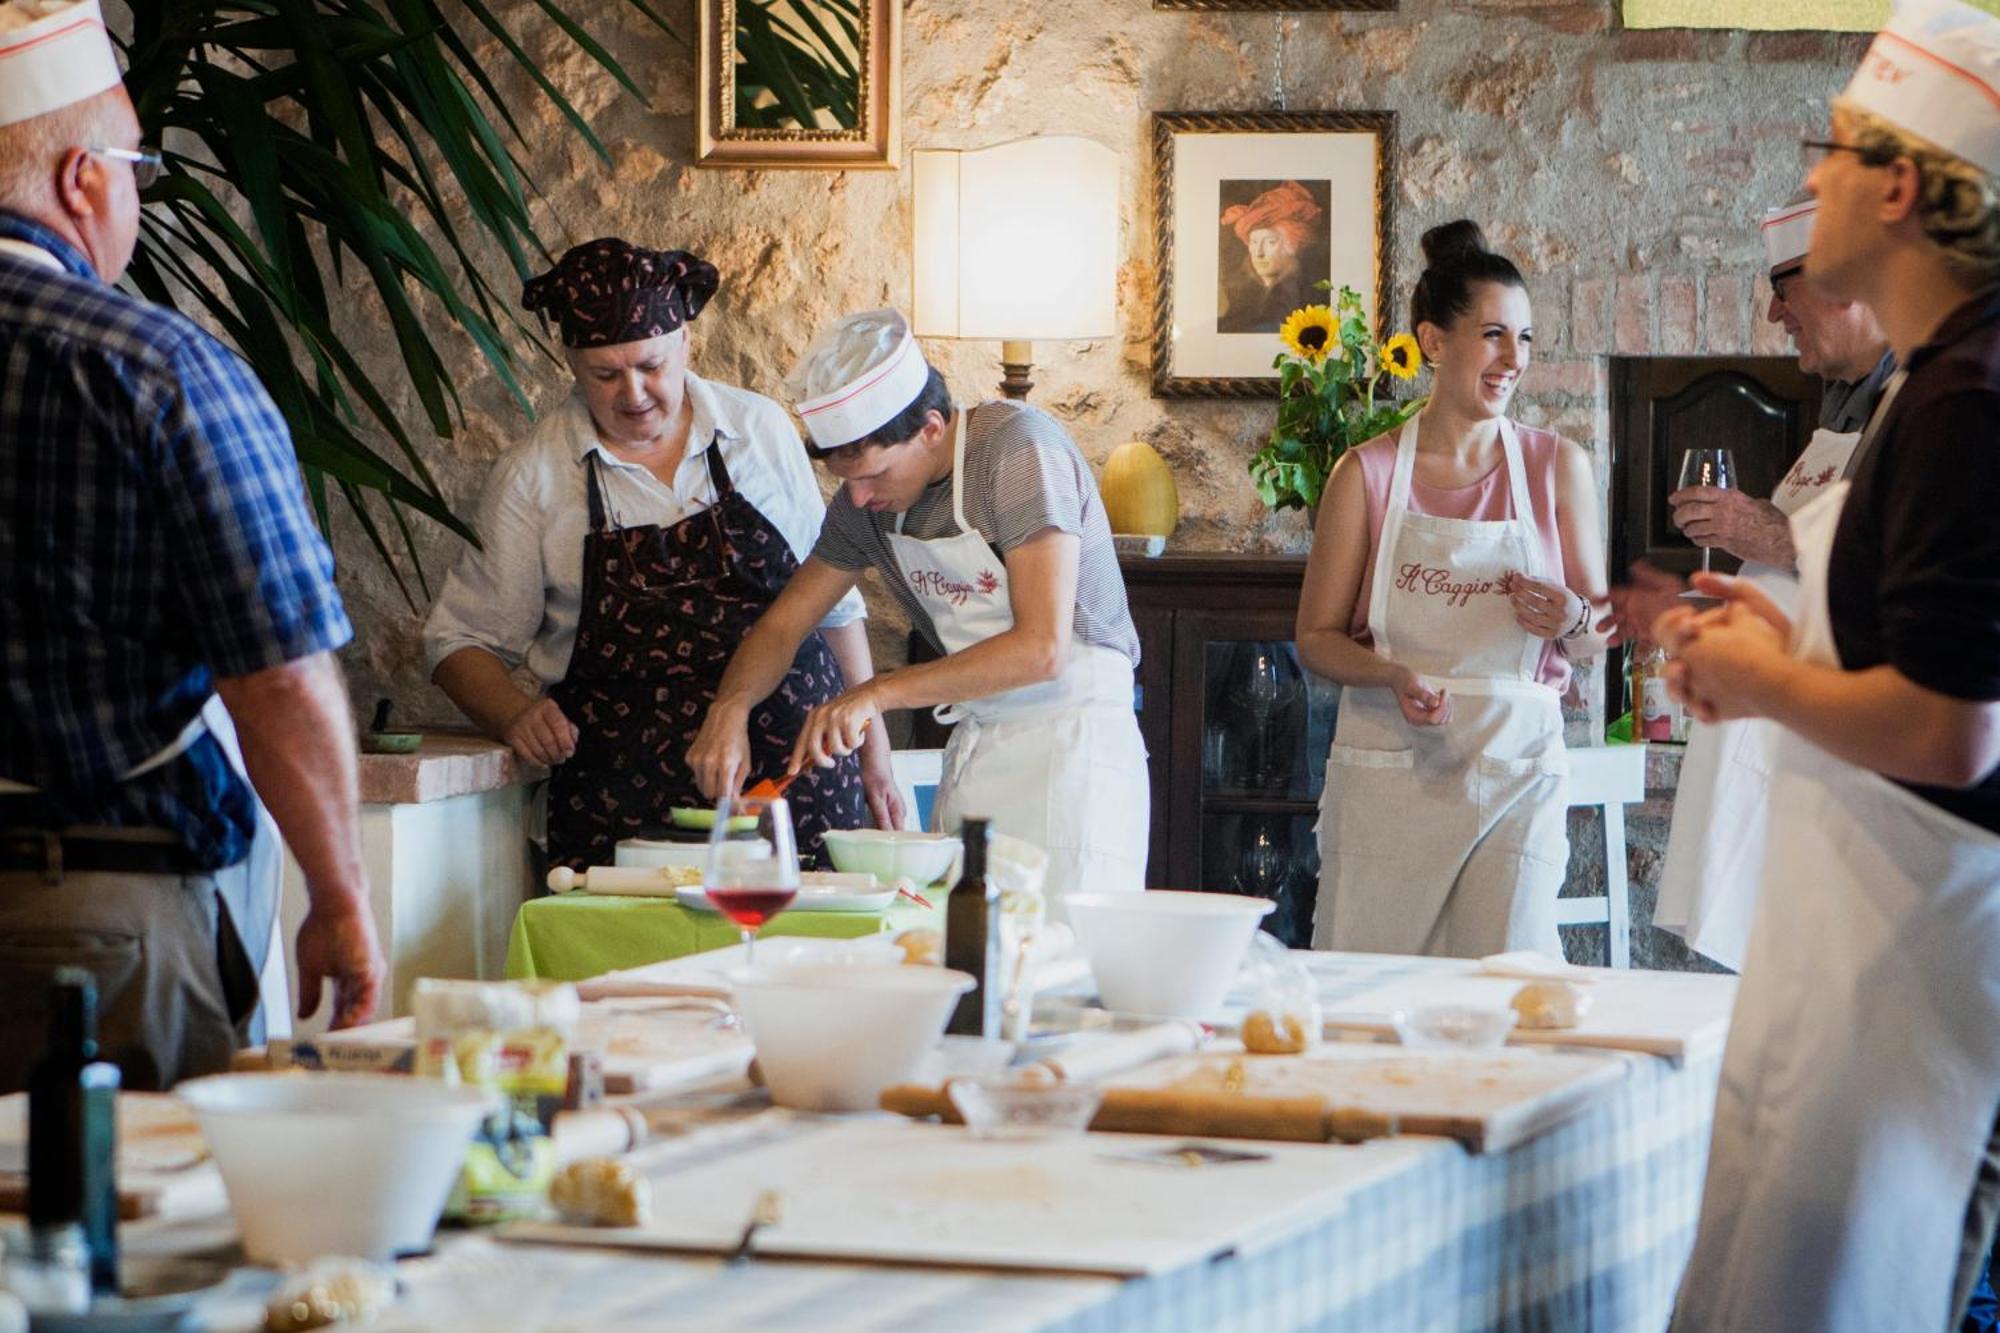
[{"x1": 1169, "y1": 613, "x2": 1341, "y2": 946}]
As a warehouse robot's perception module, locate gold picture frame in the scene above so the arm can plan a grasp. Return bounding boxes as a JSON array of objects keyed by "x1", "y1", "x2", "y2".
[
  {"x1": 1151, "y1": 110, "x2": 1396, "y2": 399},
  {"x1": 697, "y1": 0, "x2": 901, "y2": 170}
]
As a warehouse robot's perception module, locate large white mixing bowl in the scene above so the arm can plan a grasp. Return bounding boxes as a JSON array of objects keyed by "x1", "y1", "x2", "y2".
[
  {"x1": 728, "y1": 963, "x2": 974, "y2": 1112},
  {"x1": 1065, "y1": 891, "x2": 1276, "y2": 1019},
  {"x1": 819, "y1": 829, "x2": 960, "y2": 885},
  {"x1": 177, "y1": 1072, "x2": 494, "y2": 1265}
]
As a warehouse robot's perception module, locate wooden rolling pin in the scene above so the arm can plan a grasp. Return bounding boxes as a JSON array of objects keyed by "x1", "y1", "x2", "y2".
[
  {"x1": 1039, "y1": 1021, "x2": 1204, "y2": 1084},
  {"x1": 878, "y1": 1084, "x2": 1395, "y2": 1144},
  {"x1": 547, "y1": 865, "x2": 684, "y2": 894}
]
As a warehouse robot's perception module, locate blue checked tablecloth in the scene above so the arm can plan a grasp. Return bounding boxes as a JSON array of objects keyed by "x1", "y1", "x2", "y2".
[{"x1": 306, "y1": 1047, "x2": 1715, "y2": 1333}]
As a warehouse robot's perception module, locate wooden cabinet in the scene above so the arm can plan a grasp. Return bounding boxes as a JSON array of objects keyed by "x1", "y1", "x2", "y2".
[{"x1": 1122, "y1": 554, "x2": 1337, "y2": 946}]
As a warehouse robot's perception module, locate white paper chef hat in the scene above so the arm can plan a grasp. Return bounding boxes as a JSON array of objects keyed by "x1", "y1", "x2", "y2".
[
  {"x1": 1761, "y1": 197, "x2": 1817, "y2": 275},
  {"x1": 1844, "y1": 0, "x2": 2000, "y2": 176},
  {"x1": 0, "y1": 0, "x2": 121, "y2": 129},
  {"x1": 786, "y1": 308, "x2": 933, "y2": 450}
]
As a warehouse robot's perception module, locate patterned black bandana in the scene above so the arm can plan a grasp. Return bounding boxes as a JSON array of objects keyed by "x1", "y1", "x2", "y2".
[{"x1": 521, "y1": 239, "x2": 719, "y2": 348}]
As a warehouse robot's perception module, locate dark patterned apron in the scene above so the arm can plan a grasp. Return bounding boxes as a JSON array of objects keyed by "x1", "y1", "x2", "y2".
[{"x1": 545, "y1": 435, "x2": 867, "y2": 869}]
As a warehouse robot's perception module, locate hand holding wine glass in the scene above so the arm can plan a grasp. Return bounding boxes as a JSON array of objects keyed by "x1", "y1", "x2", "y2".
[
  {"x1": 1675, "y1": 448, "x2": 1737, "y2": 576},
  {"x1": 704, "y1": 795, "x2": 799, "y2": 967}
]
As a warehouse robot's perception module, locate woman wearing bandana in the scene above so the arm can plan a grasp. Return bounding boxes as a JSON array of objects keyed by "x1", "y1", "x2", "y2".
[{"x1": 423, "y1": 239, "x2": 892, "y2": 869}]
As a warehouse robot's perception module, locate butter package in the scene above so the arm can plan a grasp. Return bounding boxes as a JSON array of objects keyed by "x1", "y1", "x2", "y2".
[{"x1": 412, "y1": 980, "x2": 579, "y2": 1223}]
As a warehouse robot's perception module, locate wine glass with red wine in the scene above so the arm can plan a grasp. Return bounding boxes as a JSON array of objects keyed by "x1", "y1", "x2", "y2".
[{"x1": 704, "y1": 795, "x2": 799, "y2": 967}]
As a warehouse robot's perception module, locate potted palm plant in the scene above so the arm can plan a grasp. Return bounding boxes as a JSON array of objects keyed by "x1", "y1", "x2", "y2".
[
  {"x1": 1247, "y1": 284, "x2": 1426, "y2": 522},
  {"x1": 114, "y1": 3, "x2": 862, "y2": 600}
]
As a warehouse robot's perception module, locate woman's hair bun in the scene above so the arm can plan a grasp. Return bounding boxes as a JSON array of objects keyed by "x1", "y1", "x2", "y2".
[{"x1": 1421, "y1": 219, "x2": 1490, "y2": 268}]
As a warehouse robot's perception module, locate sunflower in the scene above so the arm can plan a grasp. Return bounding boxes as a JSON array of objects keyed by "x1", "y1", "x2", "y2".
[
  {"x1": 1379, "y1": 333, "x2": 1423, "y2": 380},
  {"x1": 1278, "y1": 305, "x2": 1337, "y2": 362}
]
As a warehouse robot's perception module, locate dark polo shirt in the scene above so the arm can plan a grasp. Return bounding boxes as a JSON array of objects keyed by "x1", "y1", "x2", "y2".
[{"x1": 1828, "y1": 285, "x2": 2000, "y2": 833}]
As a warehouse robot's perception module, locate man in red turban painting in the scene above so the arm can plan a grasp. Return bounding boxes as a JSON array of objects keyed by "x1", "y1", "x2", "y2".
[{"x1": 1217, "y1": 179, "x2": 1326, "y2": 334}]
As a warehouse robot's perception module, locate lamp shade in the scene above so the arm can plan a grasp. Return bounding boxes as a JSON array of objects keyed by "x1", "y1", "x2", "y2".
[{"x1": 912, "y1": 135, "x2": 1118, "y2": 342}]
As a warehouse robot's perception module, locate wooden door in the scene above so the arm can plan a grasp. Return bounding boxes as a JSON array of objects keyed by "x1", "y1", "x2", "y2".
[{"x1": 1610, "y1": 356, "x2": 1821, "y2": 580}]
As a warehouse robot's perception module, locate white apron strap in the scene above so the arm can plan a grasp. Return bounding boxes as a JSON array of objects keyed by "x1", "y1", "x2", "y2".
[
  {"x1": 0, "y1": 238, "x2": 64, "y2": 273},
  {"x1": 1366, "y1": 415, "x2": 1422, "y2": 664}
]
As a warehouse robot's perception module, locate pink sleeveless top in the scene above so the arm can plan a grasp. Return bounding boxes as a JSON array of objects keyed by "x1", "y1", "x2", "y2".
[{"x1": 1346, "y1": 423, "x2": 1572, "y2": 690}]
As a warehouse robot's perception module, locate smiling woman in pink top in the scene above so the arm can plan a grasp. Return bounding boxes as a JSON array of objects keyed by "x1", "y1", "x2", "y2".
[{"x1": 1296, "y1": 220, "x2": 1610, "y2": 959}]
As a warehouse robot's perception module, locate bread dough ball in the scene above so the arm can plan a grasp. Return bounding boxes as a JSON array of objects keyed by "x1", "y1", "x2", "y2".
[
  {"x1": 263, "y1": 1261, "x2": 396, "y2": 1331},
  {"x1": 1241, "y1": 1009, "x2": 1313, "y2": 1054},
  {"x1": 549, "y1": 1157, "x2": 650, "y2": 1228},
  {"x1": 894, "y1": 928, "x2": 942, "y2": 967},
  {"x1": 1511, "y1": 980, "x2": 1590, "y2": 1030}
]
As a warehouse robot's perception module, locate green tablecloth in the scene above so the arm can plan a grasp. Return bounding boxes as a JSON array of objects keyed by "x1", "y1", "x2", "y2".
[{"x1": 504, "y1": 891, "x2": 947, "y2": 982}]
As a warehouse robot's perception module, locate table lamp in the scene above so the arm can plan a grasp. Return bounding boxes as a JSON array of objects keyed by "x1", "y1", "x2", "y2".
[{"x1": 911, "y1": 135, "x2": 1118, "y2": 400}]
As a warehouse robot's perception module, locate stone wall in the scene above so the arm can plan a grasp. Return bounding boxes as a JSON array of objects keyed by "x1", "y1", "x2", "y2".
[{"x1": 322, "y1": 0, "x2": 1865, "y2": 967}]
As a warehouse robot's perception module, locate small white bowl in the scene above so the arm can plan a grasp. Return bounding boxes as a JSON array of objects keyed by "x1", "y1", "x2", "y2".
[
  {"x1": 819, "y1": 829, "x2": 960, "y2": 886},
  {"x1": 728, "y1": 963, "x2": 974, "y2": 1112},
  {"x1": 948, "y1": 1073, "x2": 1101, "y2": 1140},
  {"x1": 1392, "y1": 1003, "x2": 1519, "y2": 1051},
  {"x1": 1066, "y1": 891, "x2": 1274, "y2": 1019},
  {"x1": 177, "y1": 1073, "x2": 495, "y2": 1265}
]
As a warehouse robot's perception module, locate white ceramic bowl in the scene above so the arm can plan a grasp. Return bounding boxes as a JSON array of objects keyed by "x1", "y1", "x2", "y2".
[
  {"x1": 177, "y1": 1072, "x2": 495, "y2": 1265},
  {"x1": 727, "y1": 963, "x2": 974, "y2": 1112},
  {"x1": 819, "y1": 829, "x2": 960, "y2": 886},
  {"x1": 1065, "y1": 891, "x2": 1275, "y2": 1019},
  {"x1": 613, "y1": 838, "x2": 709, "y2": 870}
]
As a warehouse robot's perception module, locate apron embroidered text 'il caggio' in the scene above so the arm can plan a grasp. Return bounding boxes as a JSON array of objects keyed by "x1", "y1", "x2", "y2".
[
  {"x1": 1654, "y1": 424, "x2": 1869, "y2": 970},
  {"x1": 1314, "y1": 415, "x2": 1570, "y2": 957},
  {"x1": 884, "y1": 410, "x2": 1149, "y2": 922}
]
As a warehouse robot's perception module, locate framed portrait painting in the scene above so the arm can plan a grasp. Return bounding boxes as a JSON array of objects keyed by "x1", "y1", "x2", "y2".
[{"x1": 1151, "y1": 110, "x2": 1395, "y2": 398}]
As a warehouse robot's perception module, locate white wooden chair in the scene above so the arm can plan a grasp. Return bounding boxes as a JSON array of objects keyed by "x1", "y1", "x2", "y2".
[
  {"x1": 1555, "y1": 744, "x2": 1647, "y2": 969},
  {"x1": 890, "y1": 748, "x2": 946, "y2": 833}
]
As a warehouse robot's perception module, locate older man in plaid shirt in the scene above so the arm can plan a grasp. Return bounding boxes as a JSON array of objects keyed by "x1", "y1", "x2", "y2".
[{"x1": 0, "y1": 2, "x2": 382, "y2": 1089}]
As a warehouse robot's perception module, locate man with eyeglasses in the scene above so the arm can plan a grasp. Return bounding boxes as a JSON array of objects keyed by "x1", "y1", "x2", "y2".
[
  {"x1": 1636, "y1": 195, "x2": 1898, "y2": 974},
  {"x1": 1660, "y1": 0, "x2": 2000, "y2": 1327},
  {"x1": 0, "y1": 0, "x2": 384, "y2": 1090}
]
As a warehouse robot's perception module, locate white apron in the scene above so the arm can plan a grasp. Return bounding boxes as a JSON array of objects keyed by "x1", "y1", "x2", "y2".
[
  {"x1": 1313, "y1": 416, "x2": 1570, "y2": 957},
  {"x1": 886, "y1": 411, "x2": 1149, "y2": 923},
  {"x1": 1671, "y1": 479, "x2": 2000, "y2": 1333},
  {"x1": 1654, "y1": 425, "x2": 1864, "y2": 970},
  {"x1": 0, "y1": 236, "x2": 287, "y2": 1027}
]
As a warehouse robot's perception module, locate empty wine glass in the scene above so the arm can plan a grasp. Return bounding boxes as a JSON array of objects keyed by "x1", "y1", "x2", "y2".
[
  {"x1": 704, "y1": 795, "x2": 799, "y2": 969},
  {"x1": 1676, "y1": 448, "x2": 1737, "y2": 576},
  {"x1": 1240, "y1": 644, "x2": 1302, "y2": 790}
]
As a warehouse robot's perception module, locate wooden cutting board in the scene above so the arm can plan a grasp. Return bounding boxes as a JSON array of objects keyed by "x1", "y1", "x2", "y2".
[
  {"x1": 1105, "y1": 1042, "x2": 1630, "y2": 1154},
  {"x1": 1300, "y1": 954, "x2": 1738, "y2": 1063},
  {"x1": 503, "y1": 1118, "x2": 1438, "y2": 1277},
  {"x1": 0, "y1": 1093, "x2": 224, "y2": 1221}
]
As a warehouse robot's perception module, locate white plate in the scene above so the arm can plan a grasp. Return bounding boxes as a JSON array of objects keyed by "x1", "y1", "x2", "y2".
[
  {"x1": 676, "y1": 873, "x2": 895, "y2": 914},
  {"x1": 614, "y1": 838, "x2": 708, "y2": 869}
]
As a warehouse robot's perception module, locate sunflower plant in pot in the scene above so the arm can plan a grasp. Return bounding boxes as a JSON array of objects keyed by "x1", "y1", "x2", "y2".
[{"x1": 1248, "y1": 285, "x2": 1427, "y2": 516}]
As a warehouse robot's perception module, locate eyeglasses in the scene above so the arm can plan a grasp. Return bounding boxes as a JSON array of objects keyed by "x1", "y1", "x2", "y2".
[
  {"x1": 1800, "y1": 138, "x2": 1891, "y2": 171},
  {"x1": 86, "y1": 145, "x2": 163, "y2": 190}
]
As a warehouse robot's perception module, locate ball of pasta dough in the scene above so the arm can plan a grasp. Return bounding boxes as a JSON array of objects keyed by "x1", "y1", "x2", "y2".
[{"x1": 1510, "y1": 980, "x2": 1590, "y2": 1030}]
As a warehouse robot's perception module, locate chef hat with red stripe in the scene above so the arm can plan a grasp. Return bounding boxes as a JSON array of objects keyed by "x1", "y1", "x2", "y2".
[
  {"x1": 1761, "y1": 197, "x2": 1817, "y2": 277},
  {"x1": 0, "y1": 0, "x2": 121, "y2": 128},
  {"x1": 1844, "y1": 0, "x2": 2000, "y2": 176},
  {"x1": 785, "y1": 309, "x2": 932, "y2": 450}
]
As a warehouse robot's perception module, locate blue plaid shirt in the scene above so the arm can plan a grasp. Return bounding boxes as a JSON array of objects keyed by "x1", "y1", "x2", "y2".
[{"x1": 1, "y1": 211, "x2": 352, "y2": 868}]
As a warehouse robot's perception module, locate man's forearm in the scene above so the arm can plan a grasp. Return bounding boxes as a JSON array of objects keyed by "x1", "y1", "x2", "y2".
[
  {"x1": 215, "y1": 652, "x2": 367, "y2": 911},
  {"x1": 866, "y1": 628, "x2": 1066, "y2": 713},
  {"x1": 1755, "y1": 659, "x2": 2000, "y2": 788},
  {"x1": 433, "y1": 646, "x2": 537, "y2": 738}
]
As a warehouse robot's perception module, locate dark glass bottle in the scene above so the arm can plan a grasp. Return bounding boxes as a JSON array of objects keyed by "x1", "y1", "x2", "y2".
[
  {"x1": 943, "y1": 818, "x2": 1002, "y2": 1037},
  {"x1": 29, "y1": 967, "x2": 120, "y2": 1294}
]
